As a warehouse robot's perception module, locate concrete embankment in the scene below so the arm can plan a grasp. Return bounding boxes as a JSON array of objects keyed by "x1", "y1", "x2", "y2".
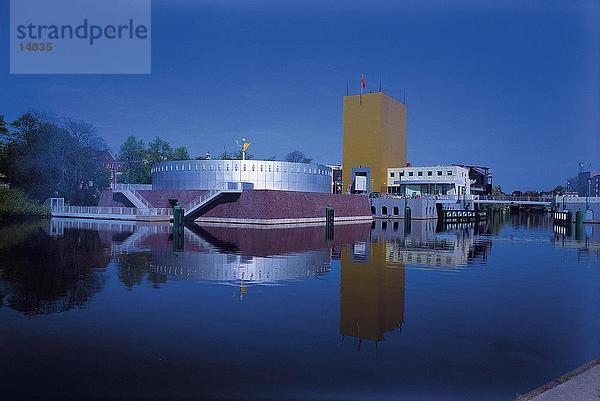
[{"x1": 515, "y1": 359, "x2": 600, "y2": 401}]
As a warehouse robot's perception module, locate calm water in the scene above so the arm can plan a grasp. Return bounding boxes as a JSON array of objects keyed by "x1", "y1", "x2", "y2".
[{"x1": 0, "y1": 215, "x2": 598, "y2": 401}]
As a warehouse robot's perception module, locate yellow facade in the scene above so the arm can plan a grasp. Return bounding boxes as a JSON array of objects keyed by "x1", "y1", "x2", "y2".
[{"x1": 342, "y1": 92, "x2": 407, "y2": 194}]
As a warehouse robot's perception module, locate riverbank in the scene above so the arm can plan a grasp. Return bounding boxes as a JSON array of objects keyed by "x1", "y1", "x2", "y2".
[
  {"x1": 0, "y1": 188, "x2": 50, "y2": 221},
  {"x1": 515, "y1": 360, "x2": 600, "y2": 400}
]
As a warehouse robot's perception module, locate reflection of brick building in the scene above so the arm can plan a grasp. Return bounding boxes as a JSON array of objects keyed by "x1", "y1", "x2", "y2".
[
  {"x1": 95, "y1": 150, "x2": 121, "y2": 188},
  {"x1": 339, "y1": 240, "x2": 405, "y2": 345}
]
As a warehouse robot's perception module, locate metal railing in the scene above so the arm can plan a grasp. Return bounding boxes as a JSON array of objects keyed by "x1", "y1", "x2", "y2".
[
  {"x1": 184, "y1": 182, "x2": 243, "y2": 214},
  {"x1": 57, "y1": 206, "x2": 172, "y2": 216},
  {"x1": 113, "y1": 183, "x2": 153, "y2": 191},
  {"x1": 113, "y1": 183, "x2": 153, "y2": 208},
  {"x1": 476, "y1": 195, "x2": 554, "y2": 203}
]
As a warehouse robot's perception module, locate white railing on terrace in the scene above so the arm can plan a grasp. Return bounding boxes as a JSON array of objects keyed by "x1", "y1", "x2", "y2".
[
  {"x1": 57, "y1": 206, "x2": 172, "y2": 216},
  {"x1": 113, "y1": 183, "x2": 153, "y2": 191},
  {"x1": 555, "y1": 195, "x2": 600, "y2": 204},
  {"x1": 184, "y1": 181, "x2": 243, "y2": 214},
  {"x1": 476, "y1": 195, "x2": 554, "y2": 203}
]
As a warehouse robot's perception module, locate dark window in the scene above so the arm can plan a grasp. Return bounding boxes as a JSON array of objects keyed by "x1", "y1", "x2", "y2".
[
  {"x1": 390, "y1": 172, "x2": 395, "y2": 177},
  {"x1": 371, "y1": 206, "x2": 376, "y2": 215},
  {"x1": 437, "y1": 171, "x2": 442, "y2": 176},
  {"x1": 418, "y1": 171, "x2": 423, "y2": 176},
  {"x1": 408, "y1": 172, "x2": 413, "y2": 177},
  {"x1": 393, "y1": 206, "x2": 399, "y2": 215},
  {"x1": 382, "y1": 206, "x2": 388, "y2": 215},
  {"x1": 428, "y1": 171, "x2": 432, "y2": 176},
  {"x1": 382, "y1": 221, "x2": 387, "y2": 230}
]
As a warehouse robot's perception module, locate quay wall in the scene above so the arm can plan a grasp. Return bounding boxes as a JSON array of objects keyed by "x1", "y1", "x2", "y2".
[
  {"x1": 195, "y1": 190, "x2": 372, "y2": 224},
  {"x1": 370, "y1": 198, "x2": 438, "y2": 220},
  {"x1": 555, "y1": 197, "x2": 600, "y2": 223}
]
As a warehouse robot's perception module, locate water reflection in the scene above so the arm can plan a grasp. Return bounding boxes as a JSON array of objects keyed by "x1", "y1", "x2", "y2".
[
  {"x1": 1, "y1": 215, "x2": 598, "y2": 316},
  {"x1": 340, "y1": 239, "x2": 405, "y2": 346},
  {"x1": 0, "y1": 220, "x2": 108, "y2": 315}
]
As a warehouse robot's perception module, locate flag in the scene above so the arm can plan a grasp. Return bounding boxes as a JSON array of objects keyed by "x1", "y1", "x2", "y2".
[{"x1": 360, "y1": 74, "x2": 366, "y2": 94}]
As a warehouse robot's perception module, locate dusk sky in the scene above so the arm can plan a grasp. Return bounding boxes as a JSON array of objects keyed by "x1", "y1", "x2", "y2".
[{"x1": 1, "y1": 0, "x2": 598, "y2": 191}]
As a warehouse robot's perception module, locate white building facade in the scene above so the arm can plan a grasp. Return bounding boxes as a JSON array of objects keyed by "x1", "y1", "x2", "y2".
[{"x1": 387, "y1": 165, "x2": 471, "y2": 196}]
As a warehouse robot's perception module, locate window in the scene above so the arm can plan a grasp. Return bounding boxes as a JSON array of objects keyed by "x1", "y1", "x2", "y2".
[
  {"x1": 276, "y1": 166, "x2": 279, "y2": 172},
  {"x1": 234, "y1": 164, "x2": 238, "y2": 171},
  {"x1": 217, "y1": 165, "x2": 221, "y2": 171},
  {"x1": 408, "y1": 172, "x2": 413, "y2": 176},
  {"x1": 226, "y1": 164, "x2": 230, "y2": 171},
  {"x1": 268, "y1": 165, "x2": 271, "y2": 172},
  {"x1": 175, "y1": 165, "x2": 178, "y2": 171},
  {"x1": 382, "y1": 206, "x2": 388, "y2": 215},
  {"x1": 418, "y1": 171, "x2": 423, "y2": 176},
  {"x1": 243, "y1": 164, "x2": 246, "y2": 171},
  {"x1": 437, "y1": 171, "x2": 442, "y2": 176},
  {"x1": 195, "y1": 165, "x2": 198, "y2": 171},
  {"x1": 447, "y1": 171, "x2": 452, "y2": 176},
  {"x1": 371, "y1": 206, "x2": 376, "y2": 215},
  {"x1": 210, "y1": 165, "x2": 213, "y2": 171},
  {"x1": 400, "y1": 172, "x2": 404, "y2": 177},
  {"x1": 202, "y1": 165, "x2": 206, "y2": 171},
  {"x1": 393, "y1": 206, "x2": 399, "y2": 215},
  {"x1": 260, "y1": 165, "x2": 263, "y2": 172},
  {"x1": 252, "y1": 165, "x2": 255, "y2": 171},
  {"x1": 390, "y1": 172, "x2": 395, "y2": 178},
  {"x1": 188, "y1": 164, "x2": 191, "y2": 171},
  {"x1": 427, "y1": 171, "x2": 432, "y2": 176}
]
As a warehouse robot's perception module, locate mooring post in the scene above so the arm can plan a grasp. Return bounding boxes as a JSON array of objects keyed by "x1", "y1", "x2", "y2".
[
  {"x1": 325, "y1": 206, "x2": 334, "y2": 241},
  {"x1": 173, "y1": 202, "x2": 185, "y2": 252}
]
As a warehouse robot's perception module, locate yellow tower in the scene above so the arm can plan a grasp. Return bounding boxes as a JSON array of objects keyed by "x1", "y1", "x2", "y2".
[{"x1": 342, "y1": 92, "x2": 407, "y2": 194}]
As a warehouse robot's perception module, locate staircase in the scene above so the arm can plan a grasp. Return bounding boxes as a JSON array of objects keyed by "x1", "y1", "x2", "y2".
[
  {"x1": 113, "y1": 184, "x2": 153, "y2": 209},
  {"x1": 184, "y1": 182, "x2": 243, "y2": 219}
]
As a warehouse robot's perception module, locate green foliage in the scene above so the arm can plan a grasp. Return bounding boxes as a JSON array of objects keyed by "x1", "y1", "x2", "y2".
[
  {"x1": 285, "y1": 150, "x2": 312, "y2": 163},
  {"x1": 0, "y1": 188, "x2": 50, "y2": 220},
  {"x1": 0, "y1": 113, "x2": 109, "y2": 204},
  {"x1": 118, "y1": 136, "x2": 149, "y2": 184},
  {"x1": 171, "y1": 146, "x2": 190, "y2": 160},
  {"x1": 492, "y1": 185, "x2": 503, "y2": 196},
  {"x1": 117, "y1": 136, "x2": 192, "y2": 183}
]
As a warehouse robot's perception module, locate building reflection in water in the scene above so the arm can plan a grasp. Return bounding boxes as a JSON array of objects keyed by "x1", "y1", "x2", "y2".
[
  {"x1": 371, "y1": 219, "x2": 492, "y2": 268},
  {"x1": 339, "y1": 237, "x2": 405, "y2": 350}
]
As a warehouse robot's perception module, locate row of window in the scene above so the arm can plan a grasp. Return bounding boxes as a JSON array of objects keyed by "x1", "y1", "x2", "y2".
[
  {"x1": 390, "y1": 170, "x2": 454, "y2": 178},
  {"x1": 152, "y1": 163, "x2": 332, "y2": 176}
]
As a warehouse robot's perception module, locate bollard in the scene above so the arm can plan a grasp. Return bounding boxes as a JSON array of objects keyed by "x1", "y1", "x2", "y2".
[
  {"x1": 404, "y1": 206, "x2": 411, "y2": 233},
  {"x1": 575, "y1": 209, "x2": 584, "y2": 240},
  {"x1": 325, "y1": 206, "x2": 334, "y2": 241},
  {"x1": 173, "y1": 202, "x2": 185, "y2": 252}
]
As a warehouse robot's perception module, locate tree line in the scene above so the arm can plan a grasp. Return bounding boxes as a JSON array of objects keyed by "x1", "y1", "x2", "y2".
[
  {"x1": 0, "y1": 112, "x2": 109, "y2": 205},
  {"x1": 1, "y1": 113, "x2": 316, "y2": 202}
]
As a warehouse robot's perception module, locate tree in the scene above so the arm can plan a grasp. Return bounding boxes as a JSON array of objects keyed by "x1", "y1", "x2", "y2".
[
  {"x1": 552, "y1": 186, "x2": 565, "y2": 195},
  {"x1": 0, "y1": 113, "x2": 109, "y2": 203},
  {"x1": 171, "y1": 146, "x2": 190, "y2": 160},
  {"x1": 147, "y1": 137, "x2": 173, "y2": 165},
  {"x1": 118, "y1": 136, "x2": 148, "y2": 184},
  {"x1": 285, "y1": 150, "x2": 312, "y2": 163},
  {"x1": 492, "y1": 185, "x2": 503, "y2": 196},
  {"x1": 0, "y1": 115, "x2": 8, "y2": 136}
]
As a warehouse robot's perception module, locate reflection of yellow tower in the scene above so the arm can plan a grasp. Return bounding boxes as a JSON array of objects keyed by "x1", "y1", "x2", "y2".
[{"x1": 339, "y1": 240, "x2": 405, "y2": 344}]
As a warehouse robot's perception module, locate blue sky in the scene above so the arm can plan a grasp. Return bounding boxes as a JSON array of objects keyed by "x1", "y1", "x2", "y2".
[{"x1": 1, "y1": 0, "x2": 598, "y2": 191}]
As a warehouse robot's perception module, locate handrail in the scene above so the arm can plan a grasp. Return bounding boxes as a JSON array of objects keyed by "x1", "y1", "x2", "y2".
[
  {"x1": 184, "y1": 182, "x2": 243, "y2": 212},
  {"x1": 56, "y1": 206, "x2": 172, "y2": 216}
]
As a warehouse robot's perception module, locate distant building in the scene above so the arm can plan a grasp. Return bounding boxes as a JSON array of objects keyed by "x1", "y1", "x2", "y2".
[
  {"x1": 454, "y1": 165, "x2": 492, "y2": 195},
  {"x1": 387, "y1": 165, "x2": 471, "y2": 196},
  {"x1": 327, "y1": 164, "x2": 342, "y2": 193},
  {"x1": 577, "y1": 170, "x2": 600, "y2": 197},
  {"x1": 95, "y1": 150, "x2": 121, "y2": 188},
  {"x1": 342, "y1": 92, "x2": 407, "y2": 194}
]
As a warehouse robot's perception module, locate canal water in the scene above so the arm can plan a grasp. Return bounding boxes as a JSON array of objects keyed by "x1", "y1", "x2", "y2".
[{"x1": 0, "y1": 215, "x2": 598, "y2": 401}]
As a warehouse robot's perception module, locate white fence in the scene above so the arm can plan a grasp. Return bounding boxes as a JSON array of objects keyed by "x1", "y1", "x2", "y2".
[{"x1": 59, "y1": 206, "x2": 172, "y2": 216}]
